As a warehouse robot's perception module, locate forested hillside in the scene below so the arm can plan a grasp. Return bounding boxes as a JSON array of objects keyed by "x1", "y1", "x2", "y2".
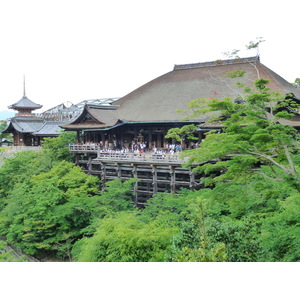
[{"x1": 1, "y1": 79, "x2": 300, "y2": 262}]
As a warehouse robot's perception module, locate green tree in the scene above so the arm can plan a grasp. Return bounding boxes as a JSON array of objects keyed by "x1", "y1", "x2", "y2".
[
  {"x1": 42, "y1": 131, "x2": 76, "y2": 162},
  {"x1": 72, "y1": 211, "x2": 178, "y2": 262},
  {"x1": 168, "y1": 190, "x2": 265, "y2": 262},
  {"x1": 294, "y1": 78, "x2": 300, "y2": 86},
  {"x1": 176, "y1": 79, "x2": 300, "y2": 189},
  {"x1": 0, "y1": 161, "x2": 101, "y2": 260},
  {"x1": 165, "y1": 124, "x2": 198, "y2": 145},
  {"x1": 164, "y1": 70, "x2": 300, "y2": 261},
  {"x1": 96, "y1": 179, "x2": 136, "y2": 215},
  {"x1": 260, "y1": 193, "x2": 300, "y2": 261},
  {"x1": 0, "y1": 151, "x2": 53, "y2": 199}
]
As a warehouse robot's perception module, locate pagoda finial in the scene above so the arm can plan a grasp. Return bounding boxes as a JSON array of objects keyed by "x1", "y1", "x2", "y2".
[{"x1": 23, "y1": 75, "x2": 26, "y2": 97}]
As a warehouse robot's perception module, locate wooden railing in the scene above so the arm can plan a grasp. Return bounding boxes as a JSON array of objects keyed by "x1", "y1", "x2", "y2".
[
  {"x1": 69, "y1": 145, "x2": 184, "y2": 162},
  {"x1": 97, "y1": 152, "x2": 182, "y2": 162},
  {"x1": 69, "y1": 144, "x2": 98, "y2": 152}
]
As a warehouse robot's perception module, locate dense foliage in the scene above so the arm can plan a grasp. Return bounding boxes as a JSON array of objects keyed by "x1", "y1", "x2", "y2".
[
  {"x1": 42, "y1": 131, "x2": 76, "y2": 162},
  {"x1": 1, "y1": 145, "x2": 299, "y2": 262},
  {"x1": 168, "y1": 79, "x2": 300, "y2": 186},
  {"x1": 1, "y1": 78, "x2": 300, "y2": 261}
]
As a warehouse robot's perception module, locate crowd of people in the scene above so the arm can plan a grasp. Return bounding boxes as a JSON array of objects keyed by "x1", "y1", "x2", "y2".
[
  {"x1": 70, "y1": 140, "x2": 186, "y2": 157},
  {"x1": 152, "y1": 143, "x2": 183, "y2": 156}
]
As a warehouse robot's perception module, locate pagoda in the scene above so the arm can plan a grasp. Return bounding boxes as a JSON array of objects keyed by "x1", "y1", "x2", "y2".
[
  {"x1": 8, "y1": 77, "x2": 42, "y2": 117},
  {"x1": 3, "y1": 78, "x2": 66, "y2": 146}
]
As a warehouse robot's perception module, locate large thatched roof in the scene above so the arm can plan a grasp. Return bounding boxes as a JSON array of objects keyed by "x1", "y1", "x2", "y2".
[
  {"x1": 115, "y1": 56, "x2": 299, "y2": 122},
  {"x1": 62, "y1": 56, "x2": 300, "y2": 130}
]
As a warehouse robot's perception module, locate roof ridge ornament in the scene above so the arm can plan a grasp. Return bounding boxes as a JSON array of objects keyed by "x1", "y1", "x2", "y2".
[
  {"x1": 173, "y1": 56, "x2": 260, "y2": 71},
  {"x1": 23, "y1": 75, "x2": 26, "y2": 97},
  {"x1": 8, "y1": 76, "x2": 43, "y2": 114}
]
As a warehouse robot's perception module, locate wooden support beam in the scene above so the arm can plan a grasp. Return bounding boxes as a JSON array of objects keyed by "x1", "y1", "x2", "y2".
[
  {"x1": 74, "y1": 152, "x2": 206, "y2": 204},
  {"x1": 131, "y1": 164, "x2": 138, "y2": 206},
  {"x1": 100, "y1": 162, "x2": 106, "y2": 183},
  {"x1": 75, "y1": 154, "x2": 79, "y2": 165},
  {"x1": 87, "y1": 156, "x2": 92, "y2": 174},
  {"x1": 151, "y1": 165, "x2": 158, "y2": 195},
  {"x1": 169, "y1": 165, "x2": 176, "y2": 193},
  {"x1": 116, "y1": 163, "x2": 121, "y2": 178},
  {"x1": 189, "y1": 168, "x2": 196, "y2": 188}
]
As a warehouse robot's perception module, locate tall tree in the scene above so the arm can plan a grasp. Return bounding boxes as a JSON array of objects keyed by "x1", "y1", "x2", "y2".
[
  {"x1": 42, "y1": 131, "x2": 76, "y2": 162},
  {"x1": 0, "y1": 161, "x2": 101, "y2": 259},
  {"x1": 168, "y1": 78, "x2": 300, "y2": 189}
]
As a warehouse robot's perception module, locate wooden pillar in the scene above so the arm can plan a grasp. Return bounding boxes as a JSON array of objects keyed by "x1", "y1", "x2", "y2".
[
  {"x1": 157, "y1": 133, "x2": 161, "y2": 148},
  {"x1": 116, "y1": 163, "x2": 121, "y2": 178},
  {"x1": 101, "y1": 133, "x2": 105, "y2": 149},
  {"x1": 14, "y1": 132, "x2": 20, "y2": 146},
  {"x1": 148, "y1": 128, "x2": 153, "y2": 150},
  {"x1": 169, "y1": 165, "x2": 175, "y2": 193},
  {"x1": 101, "y1": 162, "x2": 106, "y2": 183},
  {"x1": 75, "y1": 154, "x2": 79, "y2": 165},
  {"x1": 120, "y1": 132, "x2": 124, "y2": 149},
  {"x1": 131, "y1": 164, "x2": 138, "y2": 206},
  {"x1": 19, "y1": 133, "x2": 25, "y2": 146},
  {"x1": 76, "y1": 131, "x2": 80, "y2": 143},
  {"x1": 151, "y1": 164, "x2": 158, "y2": 195},
  {"x1": 87, "y1": 155, "x2": 92, "y2": 174},
  {"x1": 163, "y1": 129, "x2": 167, "y2": 148},
  {"x1": 189, "y1": 168, "x2": 196, "y2": 188}
]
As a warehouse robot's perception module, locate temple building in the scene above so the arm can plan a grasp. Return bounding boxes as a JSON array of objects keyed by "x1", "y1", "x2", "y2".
[
  {"x1": 3, "y1": 81, "x2": 68, "y2": 146},
  {"x1": 3, "y1": 78, "x2": 117, "y2": 146},
  {"x1": 62, "y1": 56, "x2": 300, "y2": 149},
  {"x1": 4, "y1": 57, "x2": 299, "y2": 203},
  {"x1": 63, "y1": 56, "x2": 300, "y2": 205}
]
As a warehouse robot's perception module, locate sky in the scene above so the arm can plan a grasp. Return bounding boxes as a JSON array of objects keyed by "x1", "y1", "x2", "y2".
[{"x1": 0, "y1": 0, "x2": 299, "y2": 112}]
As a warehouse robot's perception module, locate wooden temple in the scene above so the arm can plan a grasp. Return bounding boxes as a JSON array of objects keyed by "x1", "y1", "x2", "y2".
[
  {"x1": 3, "y1": 80, "x2": 68, "y2": 146},
  {"x1": 62, "y1": 56, "x2": 300, "y2": 205}
]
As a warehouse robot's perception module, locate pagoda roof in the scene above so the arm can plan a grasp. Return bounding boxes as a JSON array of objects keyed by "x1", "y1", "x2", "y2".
[{"x1": 8, "y1": 94, "x2": 43, "y2": 110}]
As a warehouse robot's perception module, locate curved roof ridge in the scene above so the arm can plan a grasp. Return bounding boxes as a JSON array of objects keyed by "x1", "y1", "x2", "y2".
[
  {"x1": 174, "y1": 56, "x2": 259, "y2": 71},
  {"x1": 8, "y1": 94, "x2": 43, "y2": 110}
]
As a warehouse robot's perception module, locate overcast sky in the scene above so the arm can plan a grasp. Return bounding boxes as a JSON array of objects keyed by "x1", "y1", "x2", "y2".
[{"x1": 0, "y1": 0, "x2": 299, "y2": 112}]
